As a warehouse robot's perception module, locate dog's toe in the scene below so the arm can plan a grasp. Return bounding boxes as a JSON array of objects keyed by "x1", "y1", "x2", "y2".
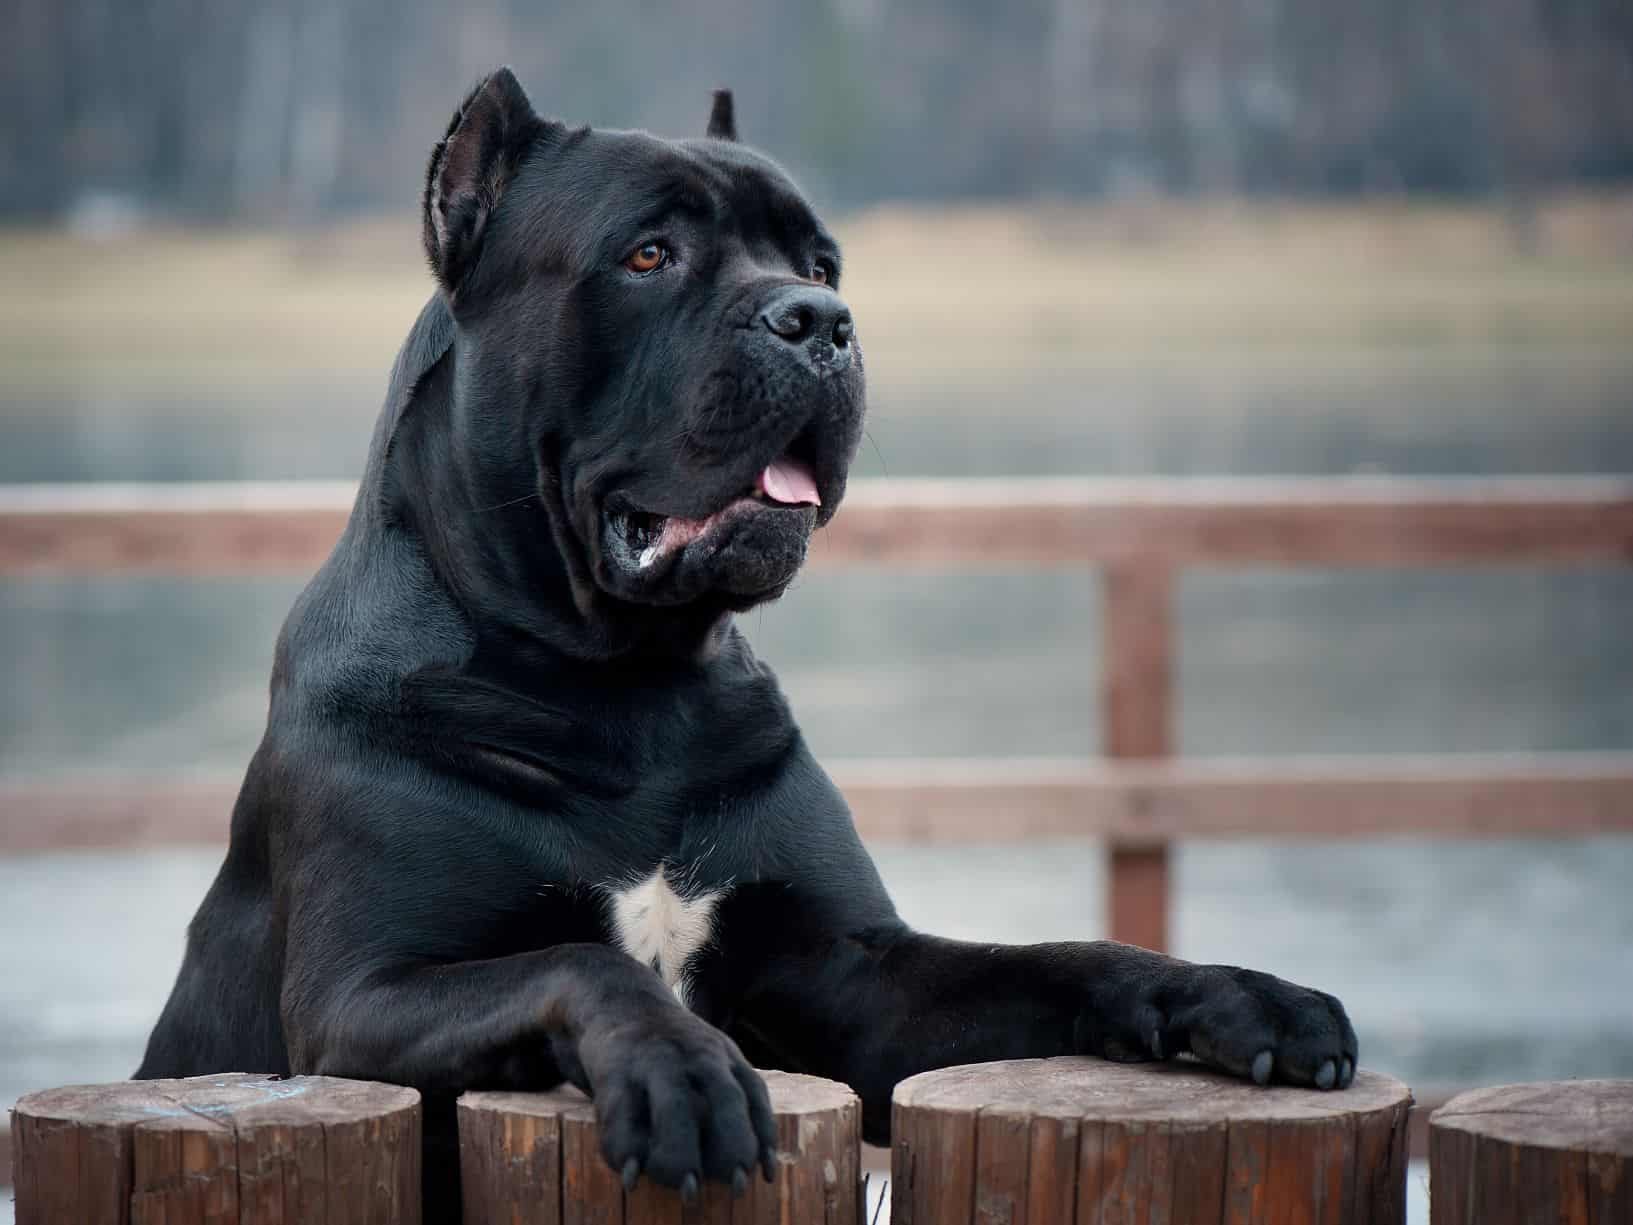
[
  {"x1": 1251, "y1": 1050, "x2": 1273, "y2": 1085},
  {"x1": 594, "y1": 1019, "x2": 774, "y2": 1192},
  {"x1": 1172, "y1": 966, "x2": 1359, "y2": 1089}
]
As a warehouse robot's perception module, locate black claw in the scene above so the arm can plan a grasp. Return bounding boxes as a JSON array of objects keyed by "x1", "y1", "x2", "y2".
[
  {"x1": 762, "y1": 1149, "x2": 778, "y2": 1183},
  {"x1": 681, "y1": 1172, "x2": 699, "y2": 1202},
  {"x1": 1315, "y1": 1060, "x2": 1336, "y2": 1090},
  {"x1": 1251, "y1": 1050, "x2": 1273, "y2": 1086},
  {"x1": 621, "y1": 1157, "x2": 640, "y2": 1191},
  {"x1": 732, "y1": 1167, "x2": 749, "y2": 1197},
  {"x1": 1340, "y1": 1057, "x2": 1354, "y2": 1088},
  {"x1": 1150, "y1": 1029, "x2": 1163, "y2": 1059}
]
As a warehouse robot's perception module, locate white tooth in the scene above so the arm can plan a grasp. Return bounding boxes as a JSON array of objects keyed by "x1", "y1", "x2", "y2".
[{"x1": 638, "y1": 544, "x2": 659, "y2": 569}]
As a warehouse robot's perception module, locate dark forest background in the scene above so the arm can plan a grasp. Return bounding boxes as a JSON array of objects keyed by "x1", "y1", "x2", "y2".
[{"x1": 5, "y1": 0, "x2": 1633, "y2": 223}]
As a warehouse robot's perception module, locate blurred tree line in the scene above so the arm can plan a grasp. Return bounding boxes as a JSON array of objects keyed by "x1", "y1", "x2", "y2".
[{"x1": 4, "y1": 0, "x2": 1631, "y2": 222}]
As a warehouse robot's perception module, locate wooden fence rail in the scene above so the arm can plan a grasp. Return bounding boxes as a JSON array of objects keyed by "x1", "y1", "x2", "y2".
[
  {"x1": 3, "y1": 476, "x2": 1632, "y2": 953},
  {"x1": 4, "y1": 475, "x2": 1633, "y2": 574},
  {"x1": 6, "y1": 753, "x2": 1633, "y2": 854}
]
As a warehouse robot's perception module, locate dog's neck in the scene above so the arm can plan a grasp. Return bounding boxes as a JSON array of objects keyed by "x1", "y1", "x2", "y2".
[{"x1": 361, "y1": 296, "x2": 734, "y2": 667}]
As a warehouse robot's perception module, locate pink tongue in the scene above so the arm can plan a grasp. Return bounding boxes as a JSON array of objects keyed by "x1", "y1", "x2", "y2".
[{"x1": 757, "y1": 457, "x2": 821, "y2": 506}]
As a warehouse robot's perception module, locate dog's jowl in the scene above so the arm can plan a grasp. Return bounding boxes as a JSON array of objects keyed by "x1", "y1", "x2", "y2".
[{"x1": 137, "y1": 69, "x2": 1358, "y2": 1221}]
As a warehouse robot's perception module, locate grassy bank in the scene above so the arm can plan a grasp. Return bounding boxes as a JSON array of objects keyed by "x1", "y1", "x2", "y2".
[{"x1": 2, "y1": 193, "x2": 1632, "y2": 390}]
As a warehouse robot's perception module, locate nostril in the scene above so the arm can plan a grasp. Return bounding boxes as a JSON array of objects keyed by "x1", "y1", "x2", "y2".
[
  {"x1": 833, "y1": 314, "x2": 853, "y2": 346},
  {"x1": 763, "y1": 304, "x2": 815, "y2": 343}
]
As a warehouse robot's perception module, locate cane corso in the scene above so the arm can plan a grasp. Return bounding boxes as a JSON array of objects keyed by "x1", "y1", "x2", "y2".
[{"x1": 138, "y1": 69, "x2": 1358, "y2": 1218}]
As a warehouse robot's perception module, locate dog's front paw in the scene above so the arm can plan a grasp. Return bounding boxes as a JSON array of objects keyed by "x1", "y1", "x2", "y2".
[
  {"x1": 577, "y1": 1008, "x2": 777, "y2": 1196},
  {"x1": 1168, "y1": 966, "x2": 1358, "y2": 1089},
  {"x1": 1079, "y1": 962, "x2": 1358, "y2": 1090}
]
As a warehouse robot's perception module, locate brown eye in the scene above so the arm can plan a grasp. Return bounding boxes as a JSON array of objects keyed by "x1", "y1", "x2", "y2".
[
  {"x1": 811, "y1": 262, "x2": 832, "y2": 286},
  {"x1": 625, "y1": 242, "x2": 667, "y2": 274}
]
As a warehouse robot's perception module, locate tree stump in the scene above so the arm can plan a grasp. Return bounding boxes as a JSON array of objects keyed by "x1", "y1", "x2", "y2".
[
  {"x1": 458, "y1": 1069, "x2": 861, "y2": 1224},
  {"x1": 1430, "y1": 1080, "x2": 1633, "y2": 1224},
  {"x1": 11, "y1": 1072, "x2": 421, "y2": 1225},
  {"x1": 891, "y1": 1057, "x2": 1412, "y2": 1225}
]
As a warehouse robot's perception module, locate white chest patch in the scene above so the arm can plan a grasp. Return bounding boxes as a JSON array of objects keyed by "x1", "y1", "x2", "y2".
[{"x1": 607, "y1": 868, "x2": 723, "y2": 1009}]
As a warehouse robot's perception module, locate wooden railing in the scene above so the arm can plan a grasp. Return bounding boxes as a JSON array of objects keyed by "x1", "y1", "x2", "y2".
[{"x1": 4, "y1": 476, "x2": 1633, "y2": 953}]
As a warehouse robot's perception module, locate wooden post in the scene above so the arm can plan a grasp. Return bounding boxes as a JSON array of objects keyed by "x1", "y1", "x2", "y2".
[
  {"x1": 458, "y1": 1069, "x2": 861, "y2": 1224},
  {"x1": 892, "y1": 1057, "x2": 1411, "y2": 1225},
  {"x1": 11, "y1": 1073, "x2": 421, "y2": 1225},
  {"x1": 1101, "y1": 561, "x2": 1174, "y2": 952},
  {"x1": 1430, "y1": 1080, "x2": 1633, "y2": 1224}
]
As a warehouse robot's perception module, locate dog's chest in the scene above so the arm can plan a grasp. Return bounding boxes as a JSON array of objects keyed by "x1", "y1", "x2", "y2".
[{"x1": 605, "y1": 868, "x2": 724, "y2": 1008}]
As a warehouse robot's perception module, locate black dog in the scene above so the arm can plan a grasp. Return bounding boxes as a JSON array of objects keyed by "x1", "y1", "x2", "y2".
[{"x1": 138, "y1": 70, "x2": 1357, "y2": 1219}]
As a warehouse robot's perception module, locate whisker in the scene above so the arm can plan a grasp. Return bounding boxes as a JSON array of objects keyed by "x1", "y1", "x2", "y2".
[
  {"x1": 863, "y1": 427, "x2": 888, "y2": 477},
  {"x1": 474, "y1": 491, "x2": 540, "y2": 514}
]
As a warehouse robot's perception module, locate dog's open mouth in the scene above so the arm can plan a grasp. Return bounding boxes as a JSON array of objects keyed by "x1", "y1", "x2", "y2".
[{"x1": 608, "y1": 455, "x2": 821, "y2": 572}]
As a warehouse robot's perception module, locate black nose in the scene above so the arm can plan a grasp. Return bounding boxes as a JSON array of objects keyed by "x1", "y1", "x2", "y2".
[{"x1": 759, "y1": 286, "x2": 853, "y2": 349}]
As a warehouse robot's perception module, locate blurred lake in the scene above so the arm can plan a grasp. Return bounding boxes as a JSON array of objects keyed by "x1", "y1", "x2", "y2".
[
  {"x1": 2, "y1": 204, "x2": 1632, "y2": 1135},
  {"x1": 5, "y1": 346, "x2": 1632, "y2": 773}
]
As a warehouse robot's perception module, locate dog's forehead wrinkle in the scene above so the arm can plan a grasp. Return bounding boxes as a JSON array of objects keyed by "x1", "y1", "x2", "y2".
[
  {"x1": 673, "y1": 135, "x2": 823, "y2": 233},
  {"x1": 502, "y1": 138, "x2": 700, "y2": 266},
  {"x1": 505, "y1": 130, "x2": 825, "y2": 285}
]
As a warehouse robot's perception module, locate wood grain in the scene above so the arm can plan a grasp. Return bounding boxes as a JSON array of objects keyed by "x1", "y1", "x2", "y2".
[
  {"x1": 458, "y1": 1070, "x2": 859, "y2": 1225},
  {"x1": 892, "y1": 1058, "x2": 1412, "y2": 1225},
  {"x1": 6, "y1": 476, "x2": 1631, "y2": 575},
  {"x1": 1100, "y1": 561, "x2": 1175, "y2": 952},
  {"x1": 8, "y1": 753, "x2": 1631, "y2": 855},
  {"x1": 7, "y1": 475, "x2": 1631, "y2": 973},
  {"x1": 12, "y1": 1073, "x2": 421, "y2": 1225},
  {"x1": 1430, "y1": 1080, "x2": 1633, "y2": 1225}
]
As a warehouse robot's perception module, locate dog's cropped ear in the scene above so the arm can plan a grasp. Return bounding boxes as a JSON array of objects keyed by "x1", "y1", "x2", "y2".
[
  {"x1": 423, "y1": 67, "x2": 542, "y2": 295},
  {"x1": 706, "y1": 89, "x2": 736, "y2": 141}
]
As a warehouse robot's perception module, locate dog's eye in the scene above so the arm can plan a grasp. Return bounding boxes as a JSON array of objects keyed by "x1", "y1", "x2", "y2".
[
  {"x1": 811, "y1": 260, "x2": 835, "y2": 287},
  {"x1": 624, "y1": 242, "x2": 669, "y2": 275}
]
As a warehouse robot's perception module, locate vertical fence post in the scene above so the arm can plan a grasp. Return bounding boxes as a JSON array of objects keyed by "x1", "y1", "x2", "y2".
[{"x1": 1101, "y1": 561, "x2": 1175, "y2": 952}]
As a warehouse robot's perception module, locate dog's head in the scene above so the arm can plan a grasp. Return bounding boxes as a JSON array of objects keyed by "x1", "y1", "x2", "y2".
[{"x1": 421, "y1": 69, "x2": 864, "y2": 627}]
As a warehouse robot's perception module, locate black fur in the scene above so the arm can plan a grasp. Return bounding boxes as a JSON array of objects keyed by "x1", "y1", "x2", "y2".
[
  {"x1": 423, "y1": 67, "x2": 545, "y2": 296},
  {"x1": 707, "y1": 89, "x2": 737, "y2": 141},
  {"x1": 138, "y1": 71, "x2": 1358, "y2": 1222}
]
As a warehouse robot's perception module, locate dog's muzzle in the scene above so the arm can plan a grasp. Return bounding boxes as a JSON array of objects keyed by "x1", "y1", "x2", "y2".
[{"x1": 758, "y1": 286, "x2": 854, "y2": 376}]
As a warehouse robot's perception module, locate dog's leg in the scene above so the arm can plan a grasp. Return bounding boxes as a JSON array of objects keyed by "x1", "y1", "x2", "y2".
[
  {"x1": 285, "y1": 941, "x2": 777, "y2": 1195},
  {"x1": 737, "y1": 927, "x2": 1357, "y2": 1143}
]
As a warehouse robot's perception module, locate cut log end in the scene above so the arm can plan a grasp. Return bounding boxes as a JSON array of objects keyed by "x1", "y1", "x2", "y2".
[
  {"x1": 891, "y1": 1057, "x2": 1413, "y2": 1225},
  {"x1": 459, "y1": 1069, "x2": 861, "y2": 1224},
  {"x1": 1430, "y1": 1079, "x2": 1633, "y2": 1225},
  {"x1": 12, "y1": 1073, "x2": 422, "y2": 1225}
]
